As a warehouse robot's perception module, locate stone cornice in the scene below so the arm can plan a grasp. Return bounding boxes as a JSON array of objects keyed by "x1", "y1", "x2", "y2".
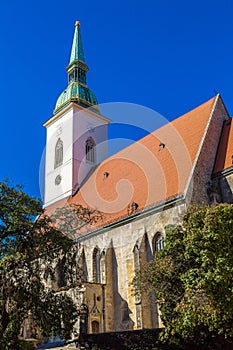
[
  {"x1": 43, "y1": 103, "x2": 111, "y2": 127},
  {"x1": 75, "y1": 194, "x2": 184, "y2": 243}
]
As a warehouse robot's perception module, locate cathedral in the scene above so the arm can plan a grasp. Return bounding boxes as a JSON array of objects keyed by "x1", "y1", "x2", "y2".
[{"x1": 42, "y1": 21, "x2": 233, "y2": 338}]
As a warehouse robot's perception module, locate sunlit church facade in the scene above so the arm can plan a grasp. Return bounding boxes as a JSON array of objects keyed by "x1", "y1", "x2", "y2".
[{"x1": 38, "y1": 22, "x2": 233, "y2": 339}]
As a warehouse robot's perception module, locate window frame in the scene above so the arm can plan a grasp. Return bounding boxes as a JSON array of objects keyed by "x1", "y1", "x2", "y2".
[
  {"x1": 153, "y1": 232, "x2": 165, "y2": 256},
  {"x1": 85, "y1": 137, "x2": 96, "y2": 164},
  {"x1": 54, "y1": 138, "x2": 63, "y2": 169}
]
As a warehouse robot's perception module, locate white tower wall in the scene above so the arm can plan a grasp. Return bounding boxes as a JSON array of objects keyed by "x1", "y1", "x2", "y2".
[{"x1": 44, "y1": 104, "x2": 110, "y2": 207}]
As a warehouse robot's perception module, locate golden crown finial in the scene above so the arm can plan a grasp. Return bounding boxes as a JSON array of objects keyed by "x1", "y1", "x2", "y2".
[{"x1": 75, "y1": 21, "x2": 80, "y2": 27}]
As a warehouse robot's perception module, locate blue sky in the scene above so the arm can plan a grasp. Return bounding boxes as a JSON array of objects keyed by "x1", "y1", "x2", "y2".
[{"x1": 1, "y1": 0, "x2": 233, "y2": 199}]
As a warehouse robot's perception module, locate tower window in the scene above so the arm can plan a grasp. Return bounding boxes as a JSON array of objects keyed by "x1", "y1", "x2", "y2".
[
  {"x1": 86, "y1": 137, "x2": 96, "y2": 163},
  {"x1": 69, "y1": 71, "x2": 75, "y2": 83},
  {"x1": 54, "y1": 138, "x2": 63, "y2": 169}
]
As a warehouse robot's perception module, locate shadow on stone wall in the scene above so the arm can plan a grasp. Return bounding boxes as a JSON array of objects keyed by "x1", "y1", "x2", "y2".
[
  {"x1": 106, "y1": 240, "x2": 134, "y2": 331},
  {"x1": 219, "y1": 176, "x2": 233, "y2": 203}
]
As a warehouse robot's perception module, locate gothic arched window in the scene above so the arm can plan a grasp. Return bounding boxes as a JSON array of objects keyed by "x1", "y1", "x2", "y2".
[
  {"x1": 100, "y1": 250, "x2": 106, "y2": 284},
  {"x1": 91, "y1": 320, "x2": 99, "y2": 333},
  {"x1": 78, "y1": 248, "x2": 88, "y2": 282},
  {"x1": 92, "y1": 247, "x2": 100, "y2": 283},
  {"x1": 54, "y1": 257, "x2": 66, "y2": 289},
  {"x1": 54, "y1": 138, "x2": 63, "y2": 169},
  {"x1": 86, "y1": 137, "x2": 96, "y2": 163},
  {"x1": 133, "y1": 244, "x2": 140, "y2": 272},
  {"x1": 152, "y1": 232, "x2": 165, "y2": 256},
  {"x1": 133, "y1": 243, "x2": 142, "y2": 328}
]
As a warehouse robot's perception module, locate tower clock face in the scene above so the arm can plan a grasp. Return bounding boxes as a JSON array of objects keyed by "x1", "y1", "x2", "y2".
[{"x1": 55, "y1": 175, "x2": 62, "y2": 185}]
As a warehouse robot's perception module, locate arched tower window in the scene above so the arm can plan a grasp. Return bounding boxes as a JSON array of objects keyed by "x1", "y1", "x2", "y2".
[
  {"x1": 86, "y1": 137, "x2": 96, "y2": 163},
  {"x1": 54, "y1": 138, "x2": 63, "y2": 168},
  {"x1": 92, "y1": 247, "x2": 100, "y2": 283},
  {"x1": 152, "y1": 232, "x2": 165, "y2": 256}
]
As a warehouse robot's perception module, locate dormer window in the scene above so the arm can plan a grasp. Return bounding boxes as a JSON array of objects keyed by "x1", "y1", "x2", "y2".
[
  {"x1": 132, "y1": 201, "x2": 139, "y2": 213},
  {"x1": 127, "y1": 201, "x2": 139, "y2": 215},
  {"x1": 159, "y1": 142, "x2": 165, "y2": 150}
]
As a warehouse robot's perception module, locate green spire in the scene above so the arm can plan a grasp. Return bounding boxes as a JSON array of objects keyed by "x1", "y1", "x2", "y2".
[
  {"x1": 69, "y1": 21, "x2": 86, "y2": 65},
  {"x1": 53, "y1": 21, "x2": 100, "y2": 115},
  {"x1": 66, "y1": 21, "x2": 88, "y2": 85}
]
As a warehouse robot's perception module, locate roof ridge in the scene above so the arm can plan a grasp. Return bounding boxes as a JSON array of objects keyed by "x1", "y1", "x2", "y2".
[{"x1": 103, "y1": 95, "x2": 218, "y2": 161}]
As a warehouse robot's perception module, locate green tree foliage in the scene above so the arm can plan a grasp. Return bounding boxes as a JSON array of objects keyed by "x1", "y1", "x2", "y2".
[
  {"x1": 52, "y1": 203, "x2": 102, "y2": 238},
  {"x1": 134, "y1": 204, "x2": 233, "y2": 348},
  {"x1": 0, "y1": 181, "x2": 95, "y2": 349}
]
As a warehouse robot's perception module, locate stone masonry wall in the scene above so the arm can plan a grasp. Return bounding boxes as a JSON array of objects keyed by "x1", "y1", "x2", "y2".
[{"x1": 76, "y1": 201, "x2": 186, "y2": 332}]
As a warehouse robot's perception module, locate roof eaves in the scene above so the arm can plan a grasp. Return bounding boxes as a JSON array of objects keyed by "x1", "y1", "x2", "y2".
[
  {"x1": 212, "y1": 165, "x2": 233, "y2": 179},
  {"x1": 75, "y1": 194, "x2": 184, "y2": 242}
]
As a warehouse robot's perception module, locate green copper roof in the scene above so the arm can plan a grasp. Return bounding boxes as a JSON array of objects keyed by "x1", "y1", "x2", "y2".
[
  {"x1": 53, "y1": 21, "x2": 100, "y2": 115},
  {"x1": 54, "y1": 83, "x2": 99, "y2": 114},
  {"x1": 69, "y1": 21, "x2": 86, "y2": 65}
]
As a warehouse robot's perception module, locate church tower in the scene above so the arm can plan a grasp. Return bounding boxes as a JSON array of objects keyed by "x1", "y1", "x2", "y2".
[{"x1": 43, "y1": 22, "x2": 110, "y2": 207}]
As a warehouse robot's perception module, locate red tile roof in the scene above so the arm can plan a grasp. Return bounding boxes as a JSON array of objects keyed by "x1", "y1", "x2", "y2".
[{"x1": 46, "y1": 96, "x2": 219, "y2": 231}]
